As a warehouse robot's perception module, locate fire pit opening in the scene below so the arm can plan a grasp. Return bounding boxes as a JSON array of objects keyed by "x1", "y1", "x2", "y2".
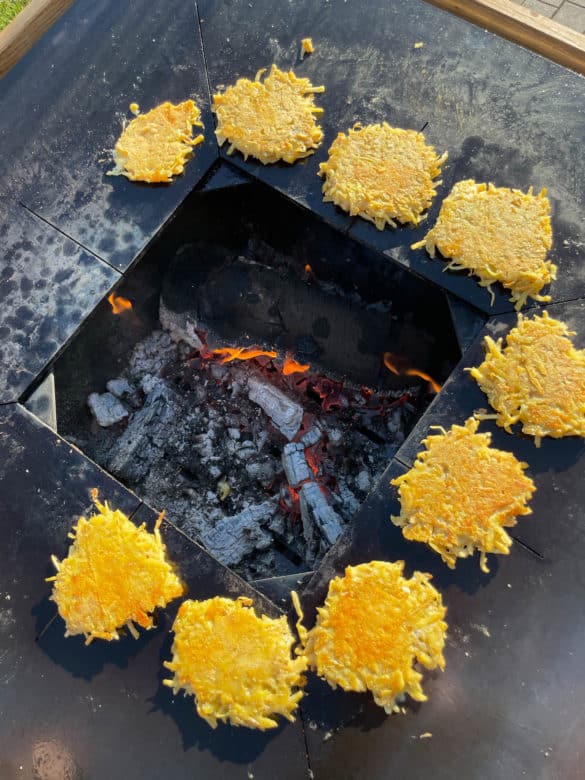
[{"x1": 42, "y1": 171, "x2": 462, "y2": 581}]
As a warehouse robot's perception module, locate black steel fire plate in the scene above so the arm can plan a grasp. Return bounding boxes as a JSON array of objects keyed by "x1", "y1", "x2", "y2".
[
  {"x1": 0, "y1": 404, "x2": 310, "y2": 779},
  {"x1": 297, "y1": 454, "x2": 585, "y2": 779},
  {"x1": 2, "y1": 0, "x2": 217, "y2": 271},
  {"x1": 0, "y1": 203, "x2": 118, "y2": 404},
  {"x1": 252, "y1": 572, "x2": 315, "y2": 608},
  {"x1": 198, "y1": 0, "x2": 585, "y2": 314}
]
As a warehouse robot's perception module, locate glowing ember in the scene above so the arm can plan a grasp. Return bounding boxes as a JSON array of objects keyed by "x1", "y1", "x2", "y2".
[
  {"x1": 107, "y1": 292, "x2": 133, "y2": 315},
  {"x1": 213, "y1": 347, "x2": 278, "y2": 364},
  {"x1": 312, "y1": 377, "x2": 345, "y2": 411},
  {"x1": 283, "y1": 355, "x2": 311, "y2": 376},
  {"x1": 383, "y1": 352, "x2": 441, "y2": 394},
  {"x1": 305, "y1": 447, "x2": 321, "y2": 477},
  {"x1": 279, "y1": 484, "x2": 301, "y2": 518},
  {"x1": 304, "y1": 264, "x2": 313, "y2": 274}
]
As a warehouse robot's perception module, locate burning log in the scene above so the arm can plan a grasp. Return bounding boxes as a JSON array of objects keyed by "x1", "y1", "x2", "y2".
[
  {"x1": 299, "y1": 481, "x2": 343, "y2": 549},
  {"x1": 247, "y1": 375, "x2": 303, "y2": 440},
  {"x1": 281, "y1": 442, "x2": 312, "y2": 488},
  {"x1": 199, "y1": 500, "x2": 276, "y2": 567}
]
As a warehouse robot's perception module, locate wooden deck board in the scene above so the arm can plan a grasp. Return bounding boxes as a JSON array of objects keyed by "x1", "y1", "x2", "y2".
[
  {"x1": 0, "y1": 0, "x2": 75, "y2": 78},
  {"x1": 427, "y1": 0, "x2": 585, "y2": 74}
]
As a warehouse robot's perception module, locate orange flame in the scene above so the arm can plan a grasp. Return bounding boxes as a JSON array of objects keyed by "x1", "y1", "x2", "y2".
[
  {"x1": 305, "y1": 264, "x2": 313, "y2": 274},
  {"x1": 405, "y1": 369, "x2": 441, "y2": 394},
  {"x1": 283, "y1": 355, "x2": 311, "y2": 376},
  {"x1": 107, "y1": 292, "x2": 132, "y2": 314},
  {"x1": 383, "y1": 352, "x2": 441, "y2": 394},
  {"x1": 382, "y1": 353, "x2": 400, "y2": 376},
  {"x1": 213, "y1": 346, "x2": 277, "y2": 364}
]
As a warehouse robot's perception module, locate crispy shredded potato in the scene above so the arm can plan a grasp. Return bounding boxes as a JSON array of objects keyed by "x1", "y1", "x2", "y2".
[
  {"x1": 300, "y1": 38, "x2": 314, "y2": 58},
  {"x1": 470, "y1": 312, "x2": 585, "y2": 445},
  {"x1": 302, "y1": 561, "x2": 447, "y2": 713},
  {"x1": 212, "y1": 64, "x2": 324, "y2": 164},
  {"x1": 48, "y1": 491, "x2": 184, "y2": 644},
  {"x1": 412, "y1": 180, "x2": 555, "y2": 309},
  {"x1": 392, "y1": 418, "x2": 535, "y2": 572},
  {"x1": 164, "y1": 596, "x2": 307, "y2": 729},
  {"x1": 319, "y1": 122, "x2": 447, "y2": 229},
  {"x1": 109, "y1": 100, "x2": 204, "y2": 183}
]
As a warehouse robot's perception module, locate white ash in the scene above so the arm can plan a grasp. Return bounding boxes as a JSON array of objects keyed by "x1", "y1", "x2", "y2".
[
  {"x1": 126, "y1": 330, "x2": 177, "y2": 381},
  {"x1": 75, "y1": 332, "x2": 412, "y2": 580},
  {"x1": 159, "y1": 299, "x2": 203, "y2": 349},
  {"x1": 332, "y1": 482, "x2": 361, "y2": 518},
  {"x1": 245, "y1": 457, "x2": 279, "y2": 486},
  {"x1": 108, "y1": 378, "x2": 182, "y2": 483},
  {"x1": 210, "y1": 362, "x2": 229, "y2": 382},
  {"x1": 356, "y1": 470, "x2": 371, "y2": 493},
  {"x1": 200, "y1": 500, "x2": 276, "y2": 566},
  {"x1": 325, "y1": 426, "x2": 344, "y2": 446},
  {"x1": 300, "y1": 426, "x2": 323, "y2": 447},
  {"x1": 106, "y1": 378, "x2": 134, "y2": 399},
  {"x1": 87, "y1": 392, "x2": 128, "y2": 427},
  {"x1": 247, "y1": 375, "x2": 303, "y2": 440},
  {"x1": 268, "y1": 511, "x2": 286, "y2": 537},
  {"x1": 386, "y1": 406, "x2": 406, "y2": 445},
  {"x1": 235, "y1": 441, "x2": 257, "y2": 461},
  {"x1": 282, "y1": 442, "x2": 312, "y2": 488}
]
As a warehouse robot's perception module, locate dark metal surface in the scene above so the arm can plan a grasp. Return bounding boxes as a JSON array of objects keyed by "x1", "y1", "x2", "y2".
[
  {"x1": 198, "y1": 0, "x2": 585, "y2": 314},
  {"x1": 298, "y1": 446, "x2": 585, "y2": 779},
  {"x1": 1, "y1": 0, "x2": 217, "y2": 271},
  {"x1": 0, "y1": 203, "x2": 117, "y2": 403},
  {"x1": 0, "y1": 404, "x2": 310, "y2": 779},
  {"x1": 446, "y1": 294, "x2": 487, "y2": 354},
  {"x1": 252, "y1": 572, "x2": 315, "y2": 608},
  {"x1": 201, "y1": 161, "x2": 251, "y2": 192}
]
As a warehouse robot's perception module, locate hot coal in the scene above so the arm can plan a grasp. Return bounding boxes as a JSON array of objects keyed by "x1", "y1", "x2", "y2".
[
  {"x1": 107, "y1": 377, "x2": 182, "y2": 483},
  {"x1": 282, "y1": 442, "x2": 313, "y2": 487},
  {"x1": 298, "y1": 481, "x2": 343, "y2": 561},
  {"x1": 247, "y1": 375, "x2": 303, "y2": 440},
  {"x1": 200, "y1": 500, "x2": 276, "y2": 567},
  {"x1": 79, "y1": 326, "x2": 416, "y2": 580}
]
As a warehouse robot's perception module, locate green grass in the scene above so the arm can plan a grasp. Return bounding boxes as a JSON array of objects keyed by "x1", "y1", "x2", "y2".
[{"x1": 0, "y1": 0, "x2": 31, "y2": 31}]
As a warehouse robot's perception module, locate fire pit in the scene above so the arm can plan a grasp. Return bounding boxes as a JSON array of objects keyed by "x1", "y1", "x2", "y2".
[
  {"x1": 3, "y1": 0, "x2": 584, "y2": 774},
  {"x1": 50, "y1": 178, "x2": 461, "y2": 581}
]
